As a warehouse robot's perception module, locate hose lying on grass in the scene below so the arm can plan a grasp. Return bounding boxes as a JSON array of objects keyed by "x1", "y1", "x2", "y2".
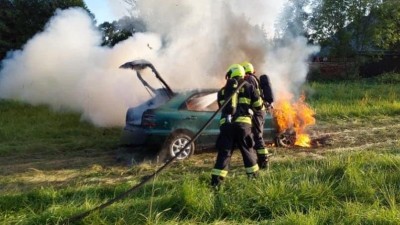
[{"x1": 61, "y1": 81, "x2": 246, "y2": 224}]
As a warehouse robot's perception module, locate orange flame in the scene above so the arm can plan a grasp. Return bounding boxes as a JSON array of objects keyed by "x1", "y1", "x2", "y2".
[{"x1": 273, "y1": 94, "x2": 315, "y2": 147}]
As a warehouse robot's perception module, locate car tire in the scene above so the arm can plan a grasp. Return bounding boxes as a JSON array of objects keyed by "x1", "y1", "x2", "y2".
[
  {"x1": 159, "y1": 131, "x2": 195, "y2": 162},
  {"x1": 275, "y1": 129, "x2": 296, "y2": 147}
]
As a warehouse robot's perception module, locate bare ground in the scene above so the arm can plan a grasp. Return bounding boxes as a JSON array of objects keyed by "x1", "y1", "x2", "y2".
[
  {"x1": 1, "y1": 116, "x2": 399, "y2": 190},
  {"x1": 196, "y1": 116, "x2": 400, "y2": 166},
  {"x1": 273, "y1": 117, "x2": 400, "y2": 161}
]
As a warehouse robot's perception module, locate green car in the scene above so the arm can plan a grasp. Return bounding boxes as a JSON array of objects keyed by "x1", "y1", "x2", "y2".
[{"x1": 120, "y1": 60, "x2": 293, "y2": 161}]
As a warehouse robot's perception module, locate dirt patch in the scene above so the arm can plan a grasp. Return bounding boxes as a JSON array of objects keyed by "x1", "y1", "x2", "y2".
[
  {"x1": 311, "y1": 119, "x2": 399, "y2": 148},
  {"x1": 0, "y1": 149, "x2": 117, "y2": 175},
  {"x1": 1, "y1": 117, "x2": 399, "y2": 176}
]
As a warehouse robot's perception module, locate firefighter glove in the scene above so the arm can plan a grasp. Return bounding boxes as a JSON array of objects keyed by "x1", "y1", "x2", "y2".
[{"x1": 226, "y1": 115, "x2": 232, "y2": 123}]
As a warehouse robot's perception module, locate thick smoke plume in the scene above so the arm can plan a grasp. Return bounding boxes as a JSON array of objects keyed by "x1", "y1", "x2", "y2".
[{"x1": 0, "y1": 1, "x2": 319, "y2": 127}]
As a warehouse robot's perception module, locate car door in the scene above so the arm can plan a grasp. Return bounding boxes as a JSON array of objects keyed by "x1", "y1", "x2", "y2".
[
  {"x1": 180, "y1": 91, "x2": 220, "y2": 148},
  {"x1": 263, "y1": 111, "x2": 277, "y2": 143}
]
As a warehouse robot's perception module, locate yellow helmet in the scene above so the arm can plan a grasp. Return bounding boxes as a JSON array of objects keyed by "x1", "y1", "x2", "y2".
[
  {"x1": 241, "y1": 61, "x2": 254, "y2": 74},
  {"x1": 227, "y1": 64, "x2": 245, "y2": 78}
]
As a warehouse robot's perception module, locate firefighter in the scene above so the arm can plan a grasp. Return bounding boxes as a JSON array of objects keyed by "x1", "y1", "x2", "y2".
[
  {"x1": 241, "y1": 62, "x2": 270, "y2": 169},
  {"x1": 211, "y1": 64, "x2": 262, "y2": 187}
]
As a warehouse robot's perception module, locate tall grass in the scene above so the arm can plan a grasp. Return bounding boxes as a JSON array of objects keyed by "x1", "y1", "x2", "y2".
[
  {"x1": 2, "y1": 149, "x2": 399, "y2": 224},
  {"x1": 307, "y1": 81, "x2": 400, "y2": 120},
  {"x1": 0, "y1": 100, "x2": 121, "y2": 156},
  {"x1": 1, "y1": 79, "x2": 400, "y2": 224}
]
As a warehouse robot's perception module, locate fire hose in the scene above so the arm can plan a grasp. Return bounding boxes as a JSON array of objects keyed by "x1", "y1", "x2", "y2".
[{"x1": 61, "y1": 81, "x2": 246, "y2": 224}]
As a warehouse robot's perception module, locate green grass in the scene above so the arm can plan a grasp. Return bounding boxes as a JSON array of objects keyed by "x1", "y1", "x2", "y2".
[
  {"x1": 1, "y1": 149, "x2": 400, "y2": 224},
  {"x1": 0, "y1": 78, "x2": 400, "y2": 224},
  {"x1": 307, "y1": 81, "x2": 400, "y2": 120},
  {"x1": 0, "y1": 100, "x2": 121, "y2": 156}
]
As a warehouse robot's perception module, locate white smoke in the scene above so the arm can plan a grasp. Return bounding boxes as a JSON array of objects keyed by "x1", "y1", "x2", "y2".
[
  {"x1": 0, "y1": 1, "x2": 319, "y2": 127},
  {"x1": 0, "y1": 8, "x2": 162, "y2": 126},
  {"x1": 264, "y1": 37, "x2": 320, "y2": 99}
]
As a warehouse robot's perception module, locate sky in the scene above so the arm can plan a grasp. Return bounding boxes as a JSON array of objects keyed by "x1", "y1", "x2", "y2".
[{"x1": 84, "y1": 0, "x2": 126, "y2": 24}]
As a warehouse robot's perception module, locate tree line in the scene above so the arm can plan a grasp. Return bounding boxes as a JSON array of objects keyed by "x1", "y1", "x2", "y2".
[
  {"x1": 0, "y1": 0, "x2": 92, "y2": 60},
  {"x1": 0, "y1": 0, "x2": 399, "y2": 62}
]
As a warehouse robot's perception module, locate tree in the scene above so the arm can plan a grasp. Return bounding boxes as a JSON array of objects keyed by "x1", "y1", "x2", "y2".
[
  {"x1": 99, "y1": 16, "x2": 146, "y2": 47},
  {"x1": 308, "y1": 0, "x2": 382, "y2": 57},
  {"x1": 0, "y1": 0, "x2": 90, "y2": 60},
  {"x1": 0, "y1": 0, "x2": 14, "y2": 59},
  {"x1": 372, "y1": 0, "x2": 400, "y2": 52},
  {"x1": 277, "y1": 0, "x2": 312, "y2": 38}
]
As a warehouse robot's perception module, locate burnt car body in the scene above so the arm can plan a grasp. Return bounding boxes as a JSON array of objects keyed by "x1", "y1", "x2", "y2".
[{"x1": 120, "y1": 59, "x2": 293, "y2": 161}]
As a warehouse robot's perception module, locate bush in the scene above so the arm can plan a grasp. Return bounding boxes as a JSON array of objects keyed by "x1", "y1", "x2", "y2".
[
  {"x1": 369, "y1": 72, "x2": 400, "y2": 84},
  {"x1": 307, "y1": 62, "x2": 360, "y2": 82}
]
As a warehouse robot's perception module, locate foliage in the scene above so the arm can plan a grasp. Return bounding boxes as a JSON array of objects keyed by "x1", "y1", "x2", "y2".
[
  {"x1": 278, "y1": 0, "x2": 399, "y2": 61},
  {"x1": 0, "y1": 0, "x2": 90, "y2": 60},
  {"x1": 368, "y1": 71, "x2": 400, "y2": 84},
  {"x1": 97, "y1": 0, "x2": 147, "y2": 47},
  {"x1": 308, "y1": 0, "x2": 382, "y2": 57},
  {"x1": 371, "y1": 0, "x2": 400, "y2": 52},
  {"x1": 304, "y1": 0, "x2": 400, "y2": 77},
  {"x1": 99, "y1": 16, "x2": 146, "y2": 47},
  {"x1": 277, "y1": 0, "x2": 312, "y2": 38}
]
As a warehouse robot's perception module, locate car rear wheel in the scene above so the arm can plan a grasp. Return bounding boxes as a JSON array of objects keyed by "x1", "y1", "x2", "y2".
[{"x1": 160, "y1": 132, "x2": 195, "y2": 162}]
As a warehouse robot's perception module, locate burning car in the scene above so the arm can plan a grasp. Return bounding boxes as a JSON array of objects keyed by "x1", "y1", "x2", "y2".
[{"x1": 119, "y1": 59, "x2": 295, "y2": 161}]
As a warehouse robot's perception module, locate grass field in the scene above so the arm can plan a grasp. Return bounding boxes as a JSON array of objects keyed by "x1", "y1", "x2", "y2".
[{"x1": 1, "y1": 76, "x2": 400, "y2": 224}]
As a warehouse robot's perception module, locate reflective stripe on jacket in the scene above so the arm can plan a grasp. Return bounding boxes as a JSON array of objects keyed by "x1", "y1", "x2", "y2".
[{"x1": 232, "y1": 79, "x2": 263, "y2": 125}]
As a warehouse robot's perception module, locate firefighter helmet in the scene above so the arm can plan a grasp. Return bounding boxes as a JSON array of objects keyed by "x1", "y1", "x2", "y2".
[
  {"x1": 226, "y1": 64, "x2": 245, "y2": 78},
  {"x1": 241, "y1": 61, "x2": 254, "y2": 74}
]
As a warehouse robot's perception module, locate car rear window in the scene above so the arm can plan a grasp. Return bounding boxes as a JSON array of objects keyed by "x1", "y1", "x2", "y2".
[{"x1": 185, "y1": 92, "x2": 218, "y2": 112}]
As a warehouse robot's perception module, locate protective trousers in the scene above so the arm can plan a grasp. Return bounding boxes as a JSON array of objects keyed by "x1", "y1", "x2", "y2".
[
  {"x1": 252, "y1": 110, "x2": 269, "y2": 168},
  {"x1": 211, "y1": 123, "x2": 232, "y2": 186},
  {"x1": 211, "y1": 122, "x2": 259, "y2": 186}
]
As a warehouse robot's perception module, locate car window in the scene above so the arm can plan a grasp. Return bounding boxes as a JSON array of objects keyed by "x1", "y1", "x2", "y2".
[{"x1": 185, "y1": 92, "x2": 218, "y2": 112}]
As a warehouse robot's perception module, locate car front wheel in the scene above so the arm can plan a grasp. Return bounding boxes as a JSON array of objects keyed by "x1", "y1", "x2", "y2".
[
  {"x1": 160, "y1": 132, "x2": 195, "y2": 162},
  {"x1": 276, "y1": 129, "x2": 296, "y2": 147}
]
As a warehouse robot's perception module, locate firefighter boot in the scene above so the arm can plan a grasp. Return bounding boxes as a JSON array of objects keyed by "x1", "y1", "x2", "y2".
[
  {"x1": 257, "y1": 155, "x2": 269, "y2": 169},
  {"x1": 211, "y1": 175, "x2": 224, "y2": 187},
  {"x1": 247, "y1": 172, "x2": 259, "y2": 180}
]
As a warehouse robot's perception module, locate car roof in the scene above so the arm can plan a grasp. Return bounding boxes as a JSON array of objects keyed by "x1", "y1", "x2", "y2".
[{"x1": 158, "y1": 88, "x2": 218, "y2": 110}]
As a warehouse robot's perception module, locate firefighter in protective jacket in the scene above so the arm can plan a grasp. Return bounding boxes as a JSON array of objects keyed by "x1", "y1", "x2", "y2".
[
  {"x1": 211, "y1": 64, "x2": 262, "y2": 186},
  {"x1": 241, "y1": 62, "x2": 270, "y2": 169}
]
